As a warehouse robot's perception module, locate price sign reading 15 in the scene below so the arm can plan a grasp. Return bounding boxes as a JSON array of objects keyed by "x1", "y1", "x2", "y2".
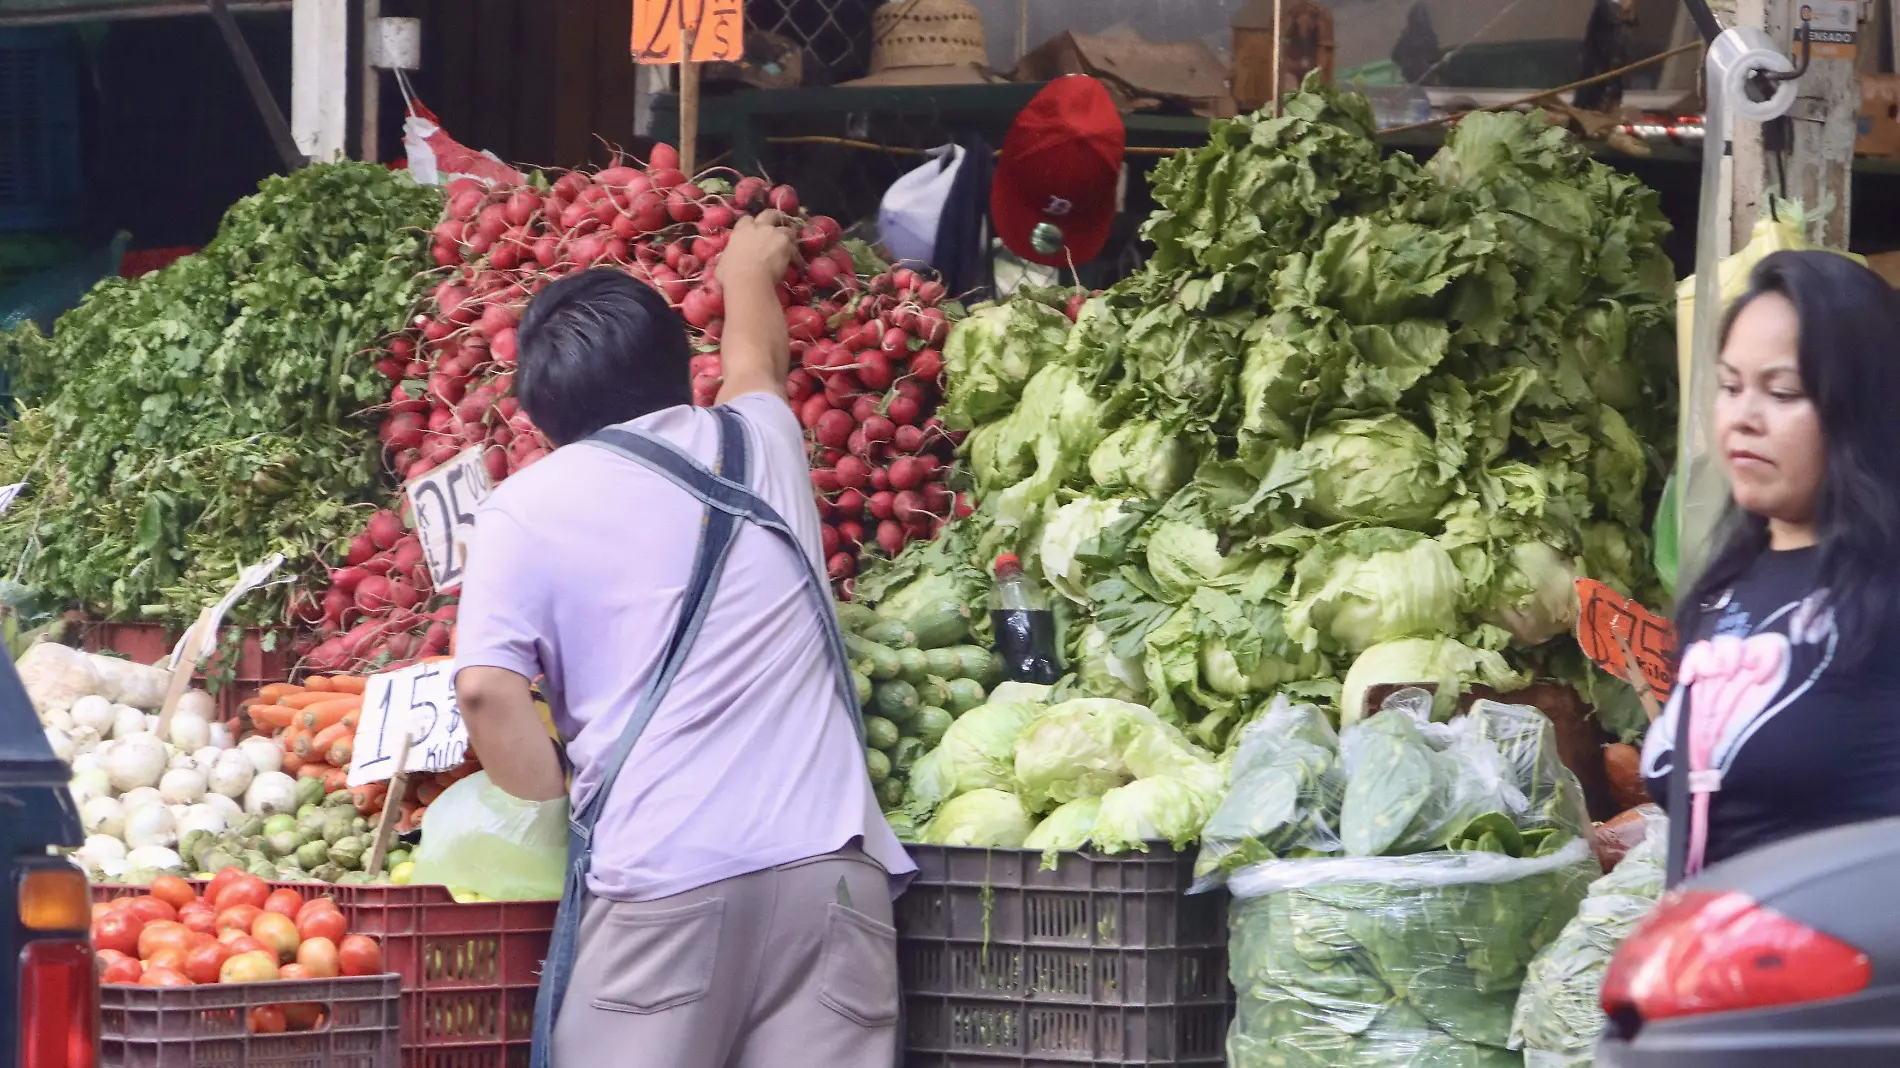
[
  {"x1": 347, "y1": 660, "x2": 470, "y2": 787},
  {"x1": 407, "y1": 447, "x2": 491, "y2": 593}
]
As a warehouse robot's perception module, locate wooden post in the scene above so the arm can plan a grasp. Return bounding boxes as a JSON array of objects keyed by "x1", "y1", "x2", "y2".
[
  {"x1": 1730, "y1": 0, "x2": 1860, "y2": 249},
  {"x1": 679, "y1": 24, "x2": 700, "y2": 175},
  {"x1": 364, "y1": 727, "x2": 414, "y2": 877},
  {"x1": 291, "y1": 0, "x2": 351, "y2": 161},
  {"x1": 1270, "y1": 0, "x2": 1283, "y2": 115},
  {"x1": 154, "y1": 607, "x2": 215, "y2": 742},
  {"x1": 360, "y1": 0, "x2": 381, "y2": 163}
]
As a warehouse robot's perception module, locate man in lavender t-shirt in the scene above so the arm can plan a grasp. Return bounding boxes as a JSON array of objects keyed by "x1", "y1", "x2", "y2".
[{"x1": 453, "y1": 211, "x2": 912, "y2": 1068}]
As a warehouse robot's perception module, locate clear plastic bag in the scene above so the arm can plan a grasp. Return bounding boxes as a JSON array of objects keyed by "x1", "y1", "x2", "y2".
[
  {"x1": 408, "y1": 771, "x2": 568, "y2": 901},
  {"x1": 1195, "y1": 696, "x2": 1345, "y2": 886},
  {"x1": 1511, "y1": 808, "x2": 1668, "y2": 1063},
  {"x1": 16, "y1": 641, "x2": 99, "y2": 715},
  {"x1": 1227, "y1": 841, "x2": 1599, "y2": 1068}
]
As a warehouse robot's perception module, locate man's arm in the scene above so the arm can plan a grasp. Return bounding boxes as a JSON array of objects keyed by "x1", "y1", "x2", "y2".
[
  {"x1": 715, "y1": 210, "x2": 798, "y2": 405},
  {"x1": 457, "y1": 667, "x2": 565, "y2": 802}
]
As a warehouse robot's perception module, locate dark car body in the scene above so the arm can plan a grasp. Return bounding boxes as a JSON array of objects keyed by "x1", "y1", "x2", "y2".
[
  {"x1": 0, "y1": 651, "x2": 88, "y2": 1068},
  {"x1": 1596, "y1": 816, "x2": 1900, "y2": 1067}
]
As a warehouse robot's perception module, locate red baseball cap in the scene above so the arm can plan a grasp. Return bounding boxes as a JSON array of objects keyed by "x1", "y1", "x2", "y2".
[{"x1": 991, "y1": 75, "x2": 1126, "y2": 269}]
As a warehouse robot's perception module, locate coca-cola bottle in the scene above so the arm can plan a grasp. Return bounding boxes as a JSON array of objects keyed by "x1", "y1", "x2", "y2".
[{"x1": 990, "y1": 554, "x2": 1062, "y2": 685}]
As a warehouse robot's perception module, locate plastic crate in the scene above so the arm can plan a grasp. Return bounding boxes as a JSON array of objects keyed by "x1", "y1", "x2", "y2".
[
  {"x1": 0, "y1": 28, "x2": 82, "y2": 232},
  {"x1": 99, "y1": 973, "x2": 401, "y2": 1068},
  {"x1": 897, "y1": 846, "x2": 1229, "y2": 1066},
  {"x1": 92, "y1": 880, "x2": 555, "y2": 1068}
]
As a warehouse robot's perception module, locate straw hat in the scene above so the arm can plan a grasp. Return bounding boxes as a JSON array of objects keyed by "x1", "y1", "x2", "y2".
[{"x1": 841, "y1": 0, "x2": 996, "y2": 87}]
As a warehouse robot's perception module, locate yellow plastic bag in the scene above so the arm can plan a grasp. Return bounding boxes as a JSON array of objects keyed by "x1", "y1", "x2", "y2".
[{"x1": 408, "y1": 771, "x2": 567, "y2": 901}]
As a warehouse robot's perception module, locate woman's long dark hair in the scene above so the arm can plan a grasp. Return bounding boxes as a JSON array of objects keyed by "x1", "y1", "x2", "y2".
[{"x1": 1678, "y1": 250, "x2": 1900, "y2": 668}]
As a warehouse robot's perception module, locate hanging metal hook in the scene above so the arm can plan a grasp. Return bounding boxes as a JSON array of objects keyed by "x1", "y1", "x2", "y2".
[{"x1": 1764, "y1": 16, "x2": 1813, "y2": 82}]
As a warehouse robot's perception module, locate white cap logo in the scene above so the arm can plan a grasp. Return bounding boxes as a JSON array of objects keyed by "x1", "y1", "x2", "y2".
[{"x1": 1044, "y1": 195, "x2": 1074, "y2": 217}]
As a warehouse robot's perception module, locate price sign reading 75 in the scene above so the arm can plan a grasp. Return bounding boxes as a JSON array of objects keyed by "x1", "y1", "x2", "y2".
[{"x1": 407, "y1": 447, "x2": 492, "y2": 593}]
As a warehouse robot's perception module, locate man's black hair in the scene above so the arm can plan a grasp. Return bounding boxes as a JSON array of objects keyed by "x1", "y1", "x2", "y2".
[{"x1": 514, "y1": 268, "x2": 692, "y2": 445}]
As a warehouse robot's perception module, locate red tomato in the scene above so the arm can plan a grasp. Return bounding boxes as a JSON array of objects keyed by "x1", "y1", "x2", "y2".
[
  {"x1": 213, "y1": 875, "x2": 270, "y2": 913},
  {"x1": 178, "y1": 906, "x2": 217, "y2": 936},
  {"x1": 148, "y1": 876, "x2": 198, "y2": 911},
  {"x1": 92, "y1": 913, "x2": 142, "y2": 958},
  {"x1": 221, "y1": 950, "x2": 280, "y2": 985},
  {"x1": 99, "y1": 957, "x2": 144, "y2": 985},
  {"x1": 224, "y1": 936, "x2": 270, "y2": 960},
  {"x1": 277, "y1": 963, "x2": 314, "y2": 981},
  {"x1": 295, "y1": 896, "x2": 339, "y2": 923},
  {"x1": 137, "y1": 921, "x2": 191, "y2": 962},
  {"x1": 216, "y1": 928, "x2": 247, "y2": 946},
  {"x1": 91, "y1": 903, "x2": 115, "y2": 923},
  {"x1": 215, "y1": 905, "x2": 264, "y2": 933},
  {"x1": 124, "y1": 897, "x2": 177, "y2": 926},
  {"x1": 248, "y1": 1004, "x2": 287, "y2": 1034},
  {"x1": 283, "y1": 1001, "x2": 324, "y2": 1031},
  {"x1": 183, "y1": 941, "x2": 231, "y2": 985},
  {"x1": 295, "y1": 907, "x2": 347, "y2": 945},
  {"x1": 262, "y1": 888, "x2": 304, "y2": 920},
  {"x1": 251, "y1": 913, "x2": 300, "y2": 963},
  {"x1": 138, "y1": 966, "x2": 192, "y2": 988},
  {"x1": 145, "y1": 946, "x2": 189, "y2": 975},
  {"x1": 295, "y1": 937, "x2": 339, "y2": 979},
  {"x1": 337, "y1": 935, "x2": 383, "y2": 978},
  {"x1": 204, "y1": 868, "x2": 244, "y2": 908}
]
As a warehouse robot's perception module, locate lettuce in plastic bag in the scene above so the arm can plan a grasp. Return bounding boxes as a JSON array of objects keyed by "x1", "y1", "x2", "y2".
[{"x1": 1340, "y1": 637, "x2": 1526, "y2": 724}]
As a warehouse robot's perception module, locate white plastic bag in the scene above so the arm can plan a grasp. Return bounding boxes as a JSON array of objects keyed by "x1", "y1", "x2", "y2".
[
  {"x1": 408, "y1": 771, "x2": 566, "y2": 900},
  {"x1": 87, "y1": 653, "x2": 172, "y2": 709},
  {"x1": 17, "y1": 641, "x2": 99, "y2": 715}
]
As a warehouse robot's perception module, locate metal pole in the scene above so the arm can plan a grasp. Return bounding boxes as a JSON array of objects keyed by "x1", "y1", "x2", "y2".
[
  {"x1": 1270, "y1": 0, "x2": 1283, "y2": 114},
  {"x1": 360, "y1": 0, "x2": 381, "y2": 162},
  {"x1": 208, "y1": 0, "x2": 307, "y2": 170}
]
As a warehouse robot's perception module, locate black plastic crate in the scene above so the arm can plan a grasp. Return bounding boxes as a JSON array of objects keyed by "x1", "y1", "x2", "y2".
[
  {"x1": 99, "y1": 974, "x2": 401, "y2": 1068},
  {"x1": 897, "y1": 846, "x2": 1228, "y2": 1066}
]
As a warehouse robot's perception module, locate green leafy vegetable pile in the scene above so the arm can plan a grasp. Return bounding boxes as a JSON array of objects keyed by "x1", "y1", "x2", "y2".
[
  {"x1": 867, "y1": 82, "x2": 1675, "y2": 749},
  {"x1": 1212, "y1": 695, "x2": 1602, "y2": 1066},
  {"x1": 0, "y1": 164, "x2": 439, "y2": 629}
]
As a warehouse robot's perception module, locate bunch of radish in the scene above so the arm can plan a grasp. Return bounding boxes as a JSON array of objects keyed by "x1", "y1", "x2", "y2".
[{"x1": 296, "y1": 143, "x2": 971, "y2": 674}]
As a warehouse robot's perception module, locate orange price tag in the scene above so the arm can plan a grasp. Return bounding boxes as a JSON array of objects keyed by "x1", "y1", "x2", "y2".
[
  {"x1": 633, "y1": 0, "x2": 743, "y2": 64},
  {"x1": 1575, "y1": 579, "x2": 1678, "y2": 705}
]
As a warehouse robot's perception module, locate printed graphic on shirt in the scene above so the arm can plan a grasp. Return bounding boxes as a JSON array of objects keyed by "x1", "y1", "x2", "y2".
[{"x1": 1642, "y1": 590, "x2": 1837, "y2": 782}]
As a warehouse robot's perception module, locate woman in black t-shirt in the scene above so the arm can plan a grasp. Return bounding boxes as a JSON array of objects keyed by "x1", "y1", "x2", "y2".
[{"x1": 1642, "y1": 250, "x2": 1900, "y2": 886}]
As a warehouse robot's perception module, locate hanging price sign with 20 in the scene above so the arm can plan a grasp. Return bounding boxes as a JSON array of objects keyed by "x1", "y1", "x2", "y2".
[
  {"x1": 407, "y1": 447, "x2": 491, "y2": 593},
  {"x1": 346, "y1": 660, "x2": 470, "y2": 787}
]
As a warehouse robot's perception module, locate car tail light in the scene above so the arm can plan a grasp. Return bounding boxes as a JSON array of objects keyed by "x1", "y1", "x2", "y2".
[
  {"x1": 19, "y1": 866, "x2": 90, "y2": 931},
  {"x1": 1603, "y1": 889, "x2": 1871, "y2": 1024},
  {"x1": 19, "y1": 939, "x2": 98, "y2": 1068}
]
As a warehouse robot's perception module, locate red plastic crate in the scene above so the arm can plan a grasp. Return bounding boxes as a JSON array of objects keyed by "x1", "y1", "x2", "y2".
[
  {"x1": 82, "y1": 621, "x2": 175, "y2": 665},
  {"x1": 99, "y1": 973, "x2": 400, "y2": 1068},
  {"x1": 94, "y1": 880, "x2": 556, "y2": 1068}
]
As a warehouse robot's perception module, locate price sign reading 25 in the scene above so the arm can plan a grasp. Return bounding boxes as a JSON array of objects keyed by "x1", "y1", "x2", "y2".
[
  {"x1": 347, "y1": 660, "x2": 470, "y2": 788},
  {"x1": 407, "y1": 447, "x2": 491, "y2": 593},
  {"x1": 632, "y1": 0, "x2": 743, "y2": 64}
]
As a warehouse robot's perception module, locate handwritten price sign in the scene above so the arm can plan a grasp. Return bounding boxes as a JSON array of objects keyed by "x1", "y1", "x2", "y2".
[
  {"x1": 406, "y1": 447, "x2": 491, "y2": 594},
  {"x1": 633, "y1": 0, "x2": 742, "y2": 64},
  {"x1": 1575, "y1": 578, "x2": 1678, "y2": 704},
  {"x1": 347, "y1": 660, "x2": 470, "y2": 787}
]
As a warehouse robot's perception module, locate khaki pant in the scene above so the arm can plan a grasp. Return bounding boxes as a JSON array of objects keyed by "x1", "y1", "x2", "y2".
[{"x1": 551, "y1": 849, "x2": 898, "y2": 1068}]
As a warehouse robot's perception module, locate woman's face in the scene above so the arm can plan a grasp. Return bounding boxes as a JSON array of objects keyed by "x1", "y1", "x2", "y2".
[{"x1": 1716, "y1": 293, "x2": 1825, "y2": 530}]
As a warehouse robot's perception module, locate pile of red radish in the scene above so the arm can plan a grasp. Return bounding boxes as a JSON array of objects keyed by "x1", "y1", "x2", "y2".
[{"x1": 294, "y1": 144, "x2": 968, "y2": 673}]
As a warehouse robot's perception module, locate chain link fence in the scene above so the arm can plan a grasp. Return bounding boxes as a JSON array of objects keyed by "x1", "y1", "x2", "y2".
[{"x1": 746, "y1": 0, "x2": 881, "y2": 84}]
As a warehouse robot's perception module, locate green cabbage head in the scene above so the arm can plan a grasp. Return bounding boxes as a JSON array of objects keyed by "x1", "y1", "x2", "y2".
[
  {"x1": 1024, "y1": 797, "x2": 1102, "y2": 865},
  {"x1": 1200, "y1": 636, "x2": 1327, "y2": 697},
  {"x1": 942, "y1": 299, "x2": 1072, "y2": 428},
  {"x1": 1287, "y1": 530, "x2": 1462, "y2": 654},
  {"x1": 1092, "y1": 775, "x2": 1224, "y2": 853},
  {"x1": 1340, "y1": 637, "x2": 1527, "y2": 725},
  {"x1": 1302, "y1": 414, "x2": 1449, "y2": 527},
  {"x1": 1076, "y1": 623, "x2": 1149, "y2": 702},
  {"x1": 1088, "y1": 421, "x2": 1198, "y2": 500},
  {"x1": 1013, "y1": 698, "x2": 1152, "y2": 811},
  {"x1": 1487, "y1": 541, "x2": 1581, "y2": 647},
  {"x1": 1041, "y1": 497, "x2": 1135, "y2": 604},
  {"x1": 919, "y1": 789, "x2": 1036, "y2": 847},
  {"x1": 902, "y1": 700, "x2": 1039, "y2": 817}
]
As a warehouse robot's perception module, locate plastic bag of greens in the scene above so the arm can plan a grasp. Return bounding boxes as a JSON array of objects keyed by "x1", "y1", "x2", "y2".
[
  {"x1": 1194, "y1": 696, "x2": 1346, "y2": 886},
  {"x1": 1337, "y1": 691, "x2": 1526, "y2": 858},
  {"x1": 1510, "y1": 809, "x2": 1668, "y2": 1065},
  {"x1": 1225, "y1": 839, "x2": 1598, "y2": 1068},
  {"x1": 409, "y1": 772, "x2": 567, "y2": 901}
]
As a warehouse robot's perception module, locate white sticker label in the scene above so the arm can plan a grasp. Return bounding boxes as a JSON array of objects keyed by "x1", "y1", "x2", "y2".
[
  {"x1": 406, "y1": 447, "x2": 492, "y2": 593},
  {"x1": 347, "y1": 659, "x2": 470, "y2": 787}
]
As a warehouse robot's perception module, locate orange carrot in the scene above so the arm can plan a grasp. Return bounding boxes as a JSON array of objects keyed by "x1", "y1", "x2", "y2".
[
  {"x1": 258, "y1": 683, "x2": 305, "y2": 703},
  {"x1": 339, "y1": 709, "x2": 359, "y2": 730},
  {"x1": 281, "y1": 691, "x2": 338, "y2": 710},
  {"x1": 311, "y1": 723, "x2": 352, "y2": 759},
  {"x1": 327, "y1": 738, "x2": 353, "y2": 767},
  {"x1": 297, "y1": 761, "x2": 333, "y2": 781},
  {"x1": 304, "y1": 675, "x2": 334, "y2": 692},
  {"x1": 323, "y1": 675, "x2": 368, "y2": 695},
  {"x1": 414, "y1": 779, "x2": 445, "y2": 806},
  {"x1": 352, "y1": 782, "x2": 386, "y2": 815},
  {"x1": 249, "y1": 704, "x2": 296, "y2": 730},
  {"x1": 281, "y1": 751, "x2": 306, "y2": 776},
  {"x1": 298, "y1": 696, "x2": 362, "y2": 731},
  {"x1": 321, "y1": 765, "x2": 350, "y2": 793}
]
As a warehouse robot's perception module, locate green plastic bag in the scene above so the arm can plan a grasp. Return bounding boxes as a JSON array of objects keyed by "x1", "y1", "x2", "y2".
[{"x1": 408, "y1": 772, "x2": 566, "y2": 901}]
